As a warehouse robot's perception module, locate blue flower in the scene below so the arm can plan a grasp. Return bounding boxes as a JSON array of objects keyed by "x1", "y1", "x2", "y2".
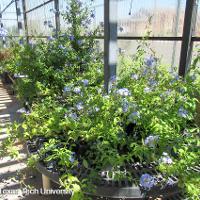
[
  {"x1": 144, "y1": 135, "x2": 159, "y2": 148},
  {"x1": 140, "y1": 174, "x2": 155, "y2": 190},
  {"x1": 166, "y1": 178, "x2": 176, "y2": 186},
  {"x1": 131, "y1": 74, "x2": 139, "y2": 80},
  {"x1": 142, "y1": 68, "x2": 148, "y2": 76},
  {"x1": 116, "y1": 88, "x2": 131, "y2": 97},
  {"x1": 144, "y1": 87, "x2": 152, "y2": 93},
  {"x1": 19, "y1": 39, "x2": 24, "y2": 45},
  {"x1": 47, "y1": 36, "x2": 54, "y2": 41},
  {"x1": 73, "y1": 87, "x2": 81, "y2": 94},
  {"x1": 148, "y1": 79, "x2": 157, "y2": 87},
  {"x1": 170, "y1": 75, "x2": 179, "y2": 84},
  {"x1": 178, "y1": 107, "x2": 188, "y2": 118},
  {"x1": 76, "y1": 102, "x2": 84, "y2": 111},
  {"x1": 122, "y1": 99, "x2": 129, "y2": 113},
  {"x1": 69, "y1": 152, "x2": 76, "y2": 163},
  {"x1": 77, "y1": 40, "x2": 83, "y2": 46},
  {"x1": 69, "y1": 35, "x2": 75, "y2": 41},
  {"x1": 68, "y1": 112, "x2": 78, "y2": 121},
  {"x1": 0, "y1": 27, "x2": 8, "y2": 37},
  {"x1": 160, "y1": 89, "x2": 172, "y2": 99},
  {"x1": 165, "y1": 89, "x2": 172, "y2": 96},
  {"x1": 144, "y1": 56, "x2": 156, "y2": 67},
  {"x1": 159, "y1": 152, "x2": 173, "y2": 165},
  {"x1": 82, "y1": 79, "x2": 89, "y2": 86},
  {"x1": 58, "y1": 44, "x2": 66, "y2": 50},
  {"x1": 128, "y1": 111, "x2": 140, "y2": 122},
  {"x1": 63, "y1": 86, "x2": 71, "y2": 93}
]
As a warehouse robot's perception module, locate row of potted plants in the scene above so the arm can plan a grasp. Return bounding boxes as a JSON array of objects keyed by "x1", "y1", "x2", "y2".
[{"x1": 0, "y1": 0, "x2": 200, "y2": 199}]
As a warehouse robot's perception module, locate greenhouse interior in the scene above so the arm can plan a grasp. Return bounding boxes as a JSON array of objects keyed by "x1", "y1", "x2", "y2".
[{"x1": 0, "y1": 0, "x2": 200, "y2": 200}]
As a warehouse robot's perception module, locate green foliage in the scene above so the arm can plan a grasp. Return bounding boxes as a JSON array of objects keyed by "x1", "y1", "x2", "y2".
[
  {"x1": 27, "y1": 154, "x2": 39, "y2": 169},
  {"x1": 0, "y1": 0, "x2": 199, "y2": 199}
]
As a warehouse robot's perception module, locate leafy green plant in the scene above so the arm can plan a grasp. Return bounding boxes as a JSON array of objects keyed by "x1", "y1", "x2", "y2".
[{"x1": 1, "y1": 0, "x2": 200, "y2": 200}]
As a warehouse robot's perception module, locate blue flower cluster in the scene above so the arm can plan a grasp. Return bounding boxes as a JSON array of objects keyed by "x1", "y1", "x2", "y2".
[
  {"x1": 0, "y1": 27, "x2": 8, "y2": 37},
  {"x1": 128, "y1": 111, "x2": 140, "y2": 123},
  {"x1": 144, "y1": 56, "x2": 156, "y2": 67},
  {"x1": 69, "y1": 152, "x2": 76, "y2": 163},
  {"x1": 76, "y1": 102, "x2": 84, "y2": 111},
  {"x1": 80, "y1": 79, "x2": 89, "y2": 86},
  {"x1": 73, "y1": 87, "x2": 81, "y2": 94},
  {"x1": 63, "y1": 86, "x2": 72, "y2": 93},
  {"x1": 116, "y1": 88, "x2": 131, "y2": 97},
  {"x1": 140, "y1": 173, "x2": 156, "y2": 190},
  {"x1": 159, "y1": 152, "x2": 173, "y2": 165},
  {"x1": 144, "y1": 135, "x2": 159, "y2": 148},
  {"x1": 178, "y1": 107, "x2": 188, "y2": 118},
  {"x1": 122, "y1": 99, "x2": 129, "y2": 113},
  {"x1": 131, "y1": 74, "x2": 139, "y2": 80}
]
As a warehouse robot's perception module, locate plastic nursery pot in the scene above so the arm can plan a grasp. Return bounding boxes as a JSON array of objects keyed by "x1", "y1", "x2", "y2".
[{"x1": 26, "y1": 140, "x2": 183, "y2": 200}]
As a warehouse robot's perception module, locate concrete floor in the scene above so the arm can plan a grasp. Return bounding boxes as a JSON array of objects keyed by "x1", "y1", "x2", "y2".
[{"x1": 0, "y1": 81, "x2": 69, "y2": 200}]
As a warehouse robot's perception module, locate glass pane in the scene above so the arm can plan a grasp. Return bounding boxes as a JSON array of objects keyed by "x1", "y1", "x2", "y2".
[
  {"x1": 117, "y1": 0, "x2": 186, "y2": 37},
  {"x1": 26, "y1": 1, "x2": 55, "y2": 36},
  {"x1": 195, "y1": 2, "x2": 200, "y2": 36},
  {"x1": 1, "y1": 1, "x2": 17, "y2": 34},
  {"x1": 26, "y1": 0, "x2": 51, "y2": 11},
  {"x1": 118, "y1": 40, "x2": 181, "y2": 67},
  {"x1": 0, "y1": 0, "x2": 24, "y2": 35},
  {"x1": 59, "y1": 0, "x2": 104, "y2": 31}
]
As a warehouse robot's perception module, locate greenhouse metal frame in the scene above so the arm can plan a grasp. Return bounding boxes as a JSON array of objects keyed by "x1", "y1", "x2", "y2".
[
  {"x1": 0, "y1": 1, "x2": 200, "y2": 199},
  {"x1": 0, "y1": 0, "x2": 200, "y2": 89}
]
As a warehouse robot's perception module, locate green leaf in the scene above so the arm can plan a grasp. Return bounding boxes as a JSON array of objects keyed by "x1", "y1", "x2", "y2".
[{"x1": 83, "y1": 159, "x2": 89, "y2": 169}]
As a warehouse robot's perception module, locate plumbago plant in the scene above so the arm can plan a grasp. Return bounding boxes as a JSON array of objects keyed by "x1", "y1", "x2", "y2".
[
  {"x1": 0, "y1": 0, "x2": 102, "y2": 106},
  {"x1": 1, "y1": 1, "x2": 200, "y2": 200},
  {"x1": 9, "y1": 44, "x2": 199, "y2": 200}
]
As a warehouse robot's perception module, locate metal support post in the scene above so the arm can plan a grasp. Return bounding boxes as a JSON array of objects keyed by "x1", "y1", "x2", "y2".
[
  {"x1": 22, "y1": 0, "x2": 28, "y2": 42},
  {"x1": 54, "y1": 0, "x2": 60, "y2": 36},
  {"x1": 15, "y1": 0, "x2": 23, "y2": 35},
  {"x1": 104, "y1": 0, "x2": 118, "y2": 93},
  {"x1": 179, "y1": 0, "x2": 198, "y2": 77}
]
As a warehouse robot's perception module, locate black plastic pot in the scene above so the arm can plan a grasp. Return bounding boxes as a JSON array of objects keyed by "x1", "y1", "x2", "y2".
[{"x1": 26, "y1": 141, "x2": 183, "y2": 200}]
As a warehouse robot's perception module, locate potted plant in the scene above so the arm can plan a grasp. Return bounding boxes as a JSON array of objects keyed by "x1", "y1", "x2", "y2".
[{"x1": 1, "y1": 0, "x2": 199, "y2": 200}]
